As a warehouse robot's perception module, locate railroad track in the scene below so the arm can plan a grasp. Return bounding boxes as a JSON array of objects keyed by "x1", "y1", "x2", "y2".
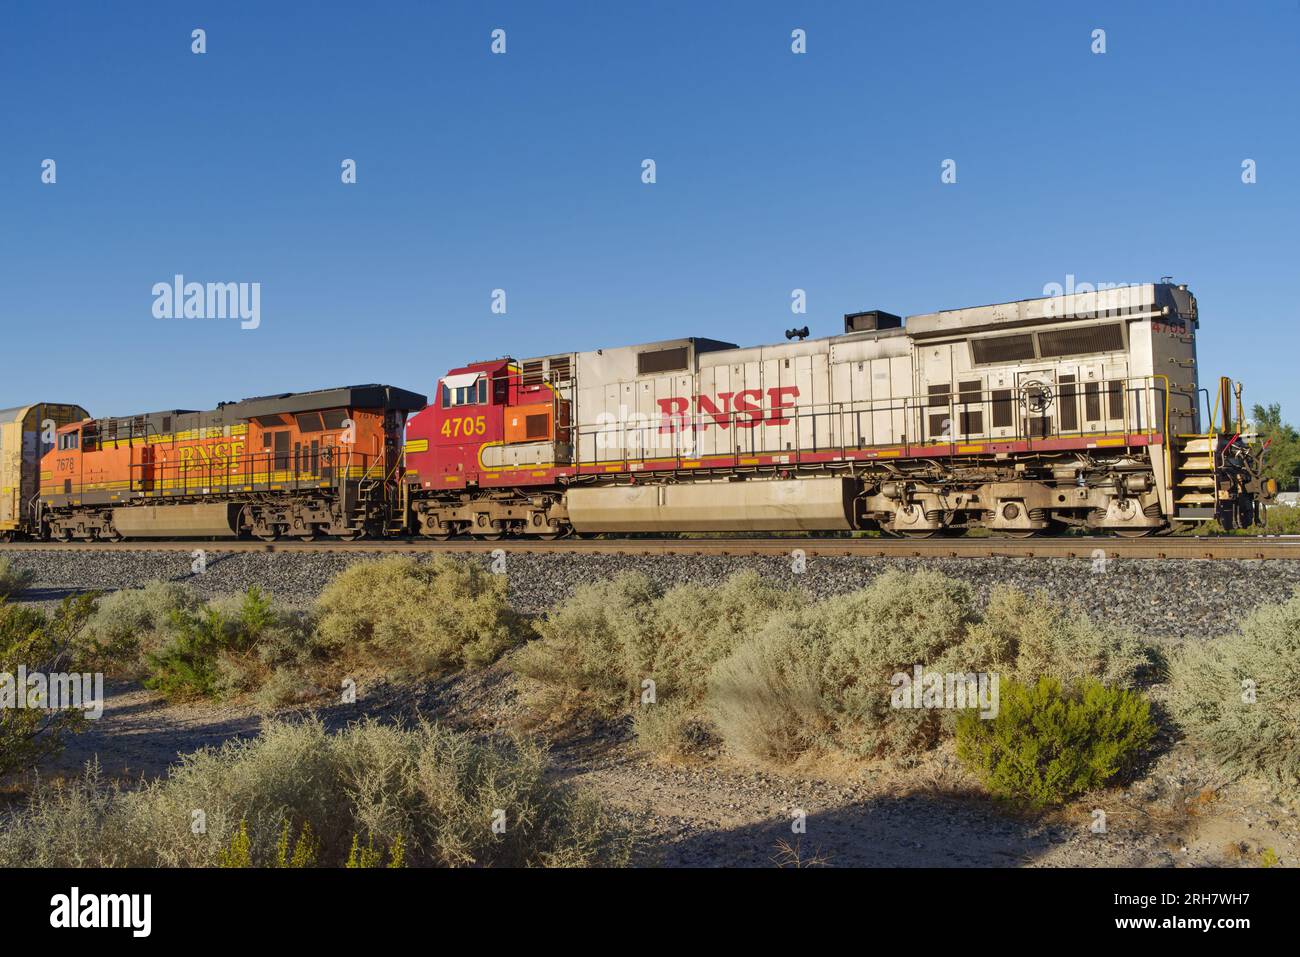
[{"x1": 1, "y1": 537, "x2": 1298, "y2": 559}]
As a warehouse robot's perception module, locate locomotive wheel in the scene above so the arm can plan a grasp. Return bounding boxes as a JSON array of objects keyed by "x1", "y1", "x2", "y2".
[
  {"x1": 882, "y1": 523, "x2": 938, "y2": 538},
  {"x1": 420, "y1": 519, "x2": 455, "y2": 541},
  {"x1": 1112, "y1": 527, "x2": 1157, "y2": 538}
]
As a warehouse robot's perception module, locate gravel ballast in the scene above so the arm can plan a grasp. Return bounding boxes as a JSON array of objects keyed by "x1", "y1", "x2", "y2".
[{"x1": 5, "y1": 548, "x2": 1299, "y2": 640}]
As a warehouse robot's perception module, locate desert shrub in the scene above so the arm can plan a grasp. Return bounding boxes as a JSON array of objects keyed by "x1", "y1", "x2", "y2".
[
  {"x1": 630, "y1": 698, "x2": 715, "y2": 759},
  {"x1": 344, "y1": 831, "x2": 403, "y2": 868},
  {"x1": 207, "y1": 591, "x2": 319, "y2": 705},
  {"x1": 1258, "y1": 506, "x2": 1300, "y2": 535},
  {"x1": 314, "y1": 557, "x2": 530, "y2": 676},
  {"x1": 0, "y1": 558, "x2": 34, "y2": 599},
  {"x1": 806, "y1": 569, "x2": 983, "y2": 758},
  {"x1": 709, "y1": 570, "x2": 983, "y2": 763},
  {"x1": 511, "y1": 573, "x2": 659, "y2": 715},
  {"x1": 219, "y1": 819, "x2": 321, "y2": 868},
  {"x1": 76, "y1": 580, "x2": 200, "y2": 675},
  {"x1": 707, "y1": 622, "x2": 828, "y2": 763},
  {"x1": 955, "y1": 677, "x2": 1155, "y2": 807},
  {"x1": 144, "y1": 588, "x2": 302, "y2": 701},
  {"x1": 79, "y1": 582, "x2": 319, "y2": 706},
  {"x1": 707, "y1": 571, "x2": 1154, "y2": 765},
  {"x1": 0, "y1": 596, "x2": 96, "y2": 776},
  {"x1": 1179, "y1": 507, "x2": 1300, "y2": 536},
  {"x1": 631, "y1": 572, "x2": 807, "y2": 708},
  {"x1": 513, "y1": 570, "x2": 806, "y2": 755},
  {"x1": 0, "y1": 718, "x2": 630, "y2": 868},
  {"x1": 246, "y1": 660, "x2": 320, "y2": 711},
  {"x1": 142, "y1": 608, "x2": 228, "y2": 699},
  {"x1": 965, "y1": 585, "x2": 1152, "y2": 690},
  {"x1": 1165, "y1": 592, "x2": 1300, "y2": 786}
]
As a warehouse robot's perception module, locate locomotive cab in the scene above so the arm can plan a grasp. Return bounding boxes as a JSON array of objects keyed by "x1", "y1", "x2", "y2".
[{"x1": 404, "y1": 357, "x2": 573, "y2": 538}]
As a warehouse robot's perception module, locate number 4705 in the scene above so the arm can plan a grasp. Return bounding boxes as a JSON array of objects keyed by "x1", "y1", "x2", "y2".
[{"x1": 441, "y1": 415, "x2": 486, "y2": 438}]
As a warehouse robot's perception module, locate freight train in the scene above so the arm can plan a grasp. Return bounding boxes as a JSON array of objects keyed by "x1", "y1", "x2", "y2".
[{"x1": 0, "y1": 282, "x2": 1274, "y2": 543}]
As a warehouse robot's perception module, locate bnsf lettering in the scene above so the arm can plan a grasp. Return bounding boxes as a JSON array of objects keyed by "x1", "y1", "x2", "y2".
[
  {"x1": 656, "y1": 388, "x2": 800, "y2": 433},
  {"x1": 177, "y1": 442, "x2": 245, "y2": 471}
]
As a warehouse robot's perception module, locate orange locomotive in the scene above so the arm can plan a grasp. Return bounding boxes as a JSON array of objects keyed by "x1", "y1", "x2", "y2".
[{"x1": 40, "y1": 384, "x2": 425, "y2": 541}]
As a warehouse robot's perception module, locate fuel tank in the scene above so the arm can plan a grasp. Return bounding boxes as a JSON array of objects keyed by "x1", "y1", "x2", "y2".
[
  {"x1": 565, "y1": 477, "x2": 854, "y2": 533},
  {"x1": 111, "y1": 503, "x2": 239, "y2": 538}
]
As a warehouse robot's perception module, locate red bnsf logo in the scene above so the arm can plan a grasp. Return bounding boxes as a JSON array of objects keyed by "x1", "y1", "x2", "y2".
[{"x1": 656, "y1": 388, "x2": 800, "y2": 432}]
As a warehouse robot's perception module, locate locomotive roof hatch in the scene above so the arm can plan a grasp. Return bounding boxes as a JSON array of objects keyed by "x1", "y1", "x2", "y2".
[
  {"x1": 61, "y1": 384, "x2": 429, "y2": 443},
  {"x1": 904, "y1": 282, "x2": 1194, "y2": 339},
  {"x1": 226, "y1": 384, "x2": 428, "y2": 419},
  {"x1": 843, "y1": 310, "x2": 903, "y2": 334}
]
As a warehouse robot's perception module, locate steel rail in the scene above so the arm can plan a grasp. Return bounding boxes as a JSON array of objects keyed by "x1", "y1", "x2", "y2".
[{"x1": 1, "y1": 537, "x2": 1298, "y2": 559}]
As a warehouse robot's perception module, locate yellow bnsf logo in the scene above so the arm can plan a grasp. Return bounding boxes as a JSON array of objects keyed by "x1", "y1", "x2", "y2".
[{"x1": 177, "y1": 441, "x2": 244, "y2": 471}]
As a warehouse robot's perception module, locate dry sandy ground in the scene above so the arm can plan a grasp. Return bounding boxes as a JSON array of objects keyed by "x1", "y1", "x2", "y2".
[{"x1": 17, "y1": 667, "x2": 1297, "y2": 869}]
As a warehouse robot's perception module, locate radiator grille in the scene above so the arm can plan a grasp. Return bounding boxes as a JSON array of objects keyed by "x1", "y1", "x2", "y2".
[
  {"x1": 991, "y1": 389, "x2": 1014, "y2": 428},
  {"x1": 1036, "y1": 323, "x2": 1124, "y2": 358},
  {"x1": 521, "y1": 360, "x2": 545, "y2": 386},
  {"x1": 971, "y1": 334, "x2": 1035, "y2": 364},
  {"x1": 548, "y1": 356, "x2": 571, "y2": 382},
  {"x1": 637, "y1": 347, "x2": 689, "y2": 376}
]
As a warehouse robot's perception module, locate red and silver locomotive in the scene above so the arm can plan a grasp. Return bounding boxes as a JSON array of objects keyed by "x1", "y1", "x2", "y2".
[{"x1": 403, "y1": 282, "x2": 1271, "y2": 538}]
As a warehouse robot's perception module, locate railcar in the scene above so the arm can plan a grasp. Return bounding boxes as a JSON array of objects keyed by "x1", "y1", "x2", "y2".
[
  {"x1": 404, "y1": 282, "x2": 1272, "y2": 538},
  {"x1": 0, "y1": 402, "x2": 91, "y2": 541},
  {"x1": 37, "y1": 385, "x2": 425, "y2": 541}
]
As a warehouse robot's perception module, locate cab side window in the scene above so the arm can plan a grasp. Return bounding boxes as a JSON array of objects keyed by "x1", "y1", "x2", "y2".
[
  {"x1": 57, "y1": 431, "x2": 80, "y2": 451},
  {"x1": 441, "y1": 379, "x2": 485, "y2": 408}
]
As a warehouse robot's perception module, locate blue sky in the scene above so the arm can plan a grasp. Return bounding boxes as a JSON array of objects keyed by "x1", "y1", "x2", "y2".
[{"x1": 2, "y1": 0, "x2": 1297, "y2": 418}]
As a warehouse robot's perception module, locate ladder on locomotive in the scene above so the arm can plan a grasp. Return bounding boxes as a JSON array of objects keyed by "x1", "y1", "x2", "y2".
[
  {"x1": 1171, "y1": 377, "x2": 1248, "y2": 525},
  {"x1": 353, "y1": 457, "x2": 409, "y2": 537},
  {"x1": 1172, "y1": 435, "x2": 1217, "y2": 520}
]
